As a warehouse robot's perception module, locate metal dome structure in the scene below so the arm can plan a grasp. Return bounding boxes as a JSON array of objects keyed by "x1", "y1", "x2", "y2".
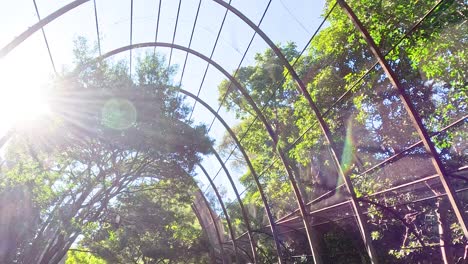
[{"x1": 0, "y1": 0, "x2": 466, "y2": 263}]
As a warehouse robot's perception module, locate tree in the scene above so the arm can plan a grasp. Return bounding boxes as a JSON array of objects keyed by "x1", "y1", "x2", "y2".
[
  {"x1": 217, "y1": 0, "x2": 467, "y2": 262},
  {"x1": 0, "y1": 37, "x2": 212, "y2": 264}
]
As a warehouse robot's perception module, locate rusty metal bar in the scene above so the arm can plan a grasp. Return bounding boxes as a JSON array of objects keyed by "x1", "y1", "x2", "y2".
[
  {"x1": 195, "y1": 188, "x2": 227, "y2": 263},
  {"x1": 98, "y1": 41, "x2": 302, "y2": 263},
  {"x1": 337, "y1": 0, "x2": 468, "y2": 240},
  {"x1": 209, "y1": 147, "x2": 258, "y2": 262},
  {"x1": 237, "y1": 165, "x2": 468, "y2": 244},
  {"x1": 197, "y1": 162, "x2": 241, "y2": 263},
  {"x1": 280, "y1": 186, "x2": 468, "y2": 235},
  {"x1": 322, "y1": 0, "x2": 446, "y2": 120},
  {"x1": 0, "y1": 0, "x2": 90, "y2": 58},
  {"x1": 92, "y1": 0, "x2": 101, "y2": 56},
  {"x1": 260, "y1": 114, "x2": 466, "y2": 222},
  {"x1": 211, "y1": 1, "x2": 377, "y2": 262}
]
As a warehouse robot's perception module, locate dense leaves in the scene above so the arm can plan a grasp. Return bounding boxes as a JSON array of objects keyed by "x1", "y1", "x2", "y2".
[
  {"x1": 217, "y1": 0, "x2": 466, "y2": 262},
  {"x1": 0, "y1": 38, "x2": 213, "y2": 264}
]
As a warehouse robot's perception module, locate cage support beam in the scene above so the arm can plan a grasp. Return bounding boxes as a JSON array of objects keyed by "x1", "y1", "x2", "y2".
[
  {"x1": 209, "y1": 146, "x2": 259, "y2": 262},
  {"x1": 337, "y1": 0, "x2": 468, "y2": 240},
  {"x1": 197, "y1": 162, "x2": 241, "y2": 263},
  {"x1": 211, "y1": 1, "x2": 378, "y2": 263},
  {"x1": 97, "y1": 41, "x2": 302, "y2": 263}
]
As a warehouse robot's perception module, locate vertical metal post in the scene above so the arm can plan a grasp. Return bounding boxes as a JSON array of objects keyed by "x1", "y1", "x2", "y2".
[{"x1": 337, "y1": 0, "x2": 468, "y2": 239}]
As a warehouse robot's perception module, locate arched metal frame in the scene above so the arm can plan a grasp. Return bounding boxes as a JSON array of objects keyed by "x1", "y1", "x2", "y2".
[
  {"x1": 336, "y1": 0, "x2": 468, "y2": 240},
  {"x1": 0, "y1": 1, "x2": 356, "y2": 261},
  {"x1": 0, "y1": 1, "x2": 465, "y2": 263},
  {"x1": 183, "y1": 90, "x2": 259, "y2": 262},
  {"x1": 197, "y1": 162, "x2": 241, "y2": 263},
  {"x1": 96, "y1": 42, "x2": 286, "y2": 262},
  {"x1": 192, "y1": 181, "x2": 227, "y2": 262},
  {"x1": 208, "y1": 146, "x2": 258, "y2": 261},
  {"x1": 212, "y1": 0, "x2": 376, "y2": 262}
]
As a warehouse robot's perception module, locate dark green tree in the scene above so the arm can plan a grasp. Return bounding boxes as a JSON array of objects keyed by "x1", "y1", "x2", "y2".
[
  {"x1": 0, "y1": 38, "x2": 212, "y2": 264},
  {"x1": 217, "y1": 0, "x2": 467, "y2": 262}
]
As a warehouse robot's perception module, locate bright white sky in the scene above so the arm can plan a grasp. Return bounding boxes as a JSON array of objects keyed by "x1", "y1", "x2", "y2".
[{"x1": 0, "y1": 0, "x2": 326, "y2": 203}]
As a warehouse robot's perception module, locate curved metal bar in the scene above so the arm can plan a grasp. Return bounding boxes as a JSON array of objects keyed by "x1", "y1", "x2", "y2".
[
  {"x1": 193, "y1": 185, "x2": 227, "y2": 263},
  {"x1": 177, "y1": 88, "x2": 276, "y2": 262},
  {"x1": 197, "y1": 162, "x2": 241, "y2": 263},
  {"x1": 0, "y1": 1, "x2": 372, "y2": 259},
  {"x1": 209, "y1": 146, "x2": 258, "y2": 262},
  {"x1": 0, "y1": 0, "x2": 90, "y2": 58},
  {"x1": 0, "y1": 7, "x2": 278, "y2": 255},
  {"x1": 191, "y1": 203, "x2": 218, "y2": 263},
  {"x1": 103, "y1": 41, "x2": 319, "y2": 262},
  {"x1": 96, "y1": 42, "x2": 286, "y2": 262},
  {"x1": 212, "y1": 1, "x2": 379, "y2": 262},
  {"x1": 1, "y1": 2, "x2": 298, "y2": 259},
  {"x1": 337, "y1": 0, "x2": 468, "y2": 240}
]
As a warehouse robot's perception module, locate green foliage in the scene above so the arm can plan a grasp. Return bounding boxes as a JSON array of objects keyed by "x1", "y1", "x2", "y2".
[
  {"x1": 66, "y1": 250, "x2": 106, "y2": 264},
  {"x1": 217, "y1": 0, "x2": 467, "y2": 261},
  {"x1": 0, "y1": 37, "x2": 212, "y2": 264}
]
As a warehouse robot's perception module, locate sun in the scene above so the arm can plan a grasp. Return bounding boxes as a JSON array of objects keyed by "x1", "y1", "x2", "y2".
[{"x1": 0, "y1": 59, "x2": 51, "y2": 135}]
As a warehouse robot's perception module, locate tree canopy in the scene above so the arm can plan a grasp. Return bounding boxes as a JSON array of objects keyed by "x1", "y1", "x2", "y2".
[
  {"x1": 0, "y1": 0, "x2": 466, "y2": 263},
  {"x1": 217, "y1": 0, "x2": 466, "y2": 262},
  {"x1": 0, "y1": 38, "x2": 213, "y2": 264}
]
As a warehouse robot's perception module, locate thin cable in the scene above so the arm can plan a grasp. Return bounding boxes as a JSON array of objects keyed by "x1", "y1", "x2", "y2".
[
  {"x1": 177, "y1": 0, "x2": 202, "y2": 88},
  {"x1": 202, "y1": 0, "x2": 277, "y2": 192},
  {"x1": 153, "y1": 0, "x2": 162, "y2": 55},
  {"x1": 224, "y1": 0, "x2": 453, "y2": 201},
  {"x1": 322, "y1": 0, "x2": 446, "y2": 119},
  {"x1": 235, "y1": 0, "x2": 447, "y2": 195},
  {"x1": 203, "y1": 1, "x2": 336, "y2": 194},
  {"x1": 167, "y1": 0, "x2": 182, "y2": 68},
  {"x1": 32, "y1": 0, "x2": 57, "y2": 74},
  {"x1": 279, "y1": 0, "x2": 311, "y2": 35},
  {"x1": 129, "y1": 0, "x2": 134, "y2": 76},
  {"x1": 172, "y1": 0, "x2": 202, "y2": 111},
  {"x1": 188, "y1": 0, "x2": 232, "y2": 121},
  {"x1": 93, "y1": 0, "x2": 102, "y2": 56},
  {"x1": 207, "y1": 0, "x2": 273, "y2": 132}
]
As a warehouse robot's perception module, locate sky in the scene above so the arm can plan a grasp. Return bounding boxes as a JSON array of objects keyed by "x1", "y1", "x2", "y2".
[{"x1": 0, "y1": 0, "x2": 327, "y2": 203}]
